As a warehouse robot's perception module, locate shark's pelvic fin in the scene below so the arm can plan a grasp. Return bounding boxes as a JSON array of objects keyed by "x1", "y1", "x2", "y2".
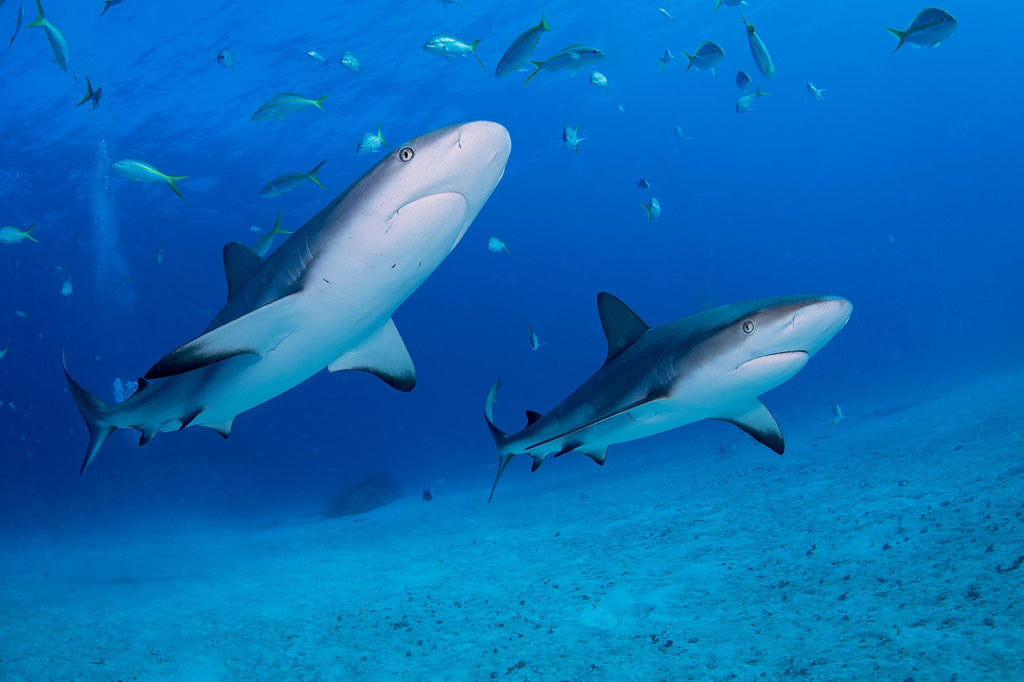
[
  {"x1": 527, "y1": 389, "x2": 670, "y2": 451},
  {"x1": 63, "y1": 353, "x2": 115, "y2": 475},
  {"x1": 327, "y1": 318, "x2": 416, "y2": 391},
  {"x1": 137, "y1": 427, "x2": 158, "y2": 446},
  {"x1": 714, "y1": 399, "x2": 785, "y2": 454},
  {"x1": 579, "y1": 446, "x2": 609, "y2": 465},
  {"x1": 205, "y1": 420, "x2": 234, "y2": 439},
  {"x1": 222, "y1": 242, "x2": 264, "y2": 301},
  {"x1": 145, "y1": 293, "x2": 303, "y2": 379},
  {"x1": 525, "y1": 410, "x2": 543, "y2": 426},
  {"x1": 597, "y1": 292, "x2": 650, "y2": 365}
]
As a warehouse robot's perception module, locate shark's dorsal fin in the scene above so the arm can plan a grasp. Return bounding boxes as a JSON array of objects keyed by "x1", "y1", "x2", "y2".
[
  {"x1": 525, "y1": 410, "x2": 543, "y2": 426},
  {"x1": 222, "y1": 242, "x2": 263, "y2": 301},
  {"x1": 145, "y1": 292, "x2": 303, "y2": 379},
  {"x1": 527, "y1": 388, "x2": 670, "y2": 451},
  {"x1": 328, "y1": 318, "x2": 417, "y2": 391},
  {"x1": 597, "y1": 292, "x2": 650, "y2": 365},
  {"x1": 714, "y1": 399, "x2": 785, "y2": 454}
]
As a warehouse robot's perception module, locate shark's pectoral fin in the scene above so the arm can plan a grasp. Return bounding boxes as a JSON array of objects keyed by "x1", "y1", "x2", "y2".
[
  {"x1": 145, "y1": 292, "x2": 303, "y2": 379},
  {"x1": 222, "y1": 242, "x2": 263, "y2": 301},
  {"x1": 328, "y1": 318, "x2": 416, "y2": 391},
  {"x1": 714, "y1": 399, "x2": 785, "y2": 454},
  {"x1": 597, "y1": 292, "x2": 651, "y2": 365},
  {"x1": 527, "y1": 389, "x2": 670, "y2": 450}
]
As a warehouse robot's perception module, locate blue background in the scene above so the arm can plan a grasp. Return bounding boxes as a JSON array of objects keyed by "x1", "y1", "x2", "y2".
[{"x1": 1, "y1": 0, "x2": 1020, "y2": 534}]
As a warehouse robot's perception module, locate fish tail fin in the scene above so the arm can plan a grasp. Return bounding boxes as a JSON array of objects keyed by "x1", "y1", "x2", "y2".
[
  {"x1": 682, "y1": 52, "x2": 697, "y2": 76},
  {"x1": 307, "y1": 159, "x2": 327, "y2": 190},
  {"x1": 270, "y1": 212, "x2": 291, "y2": 236},
  {"x1": 76, "y1": 78, "x2": 94, "y2": 107},
  {"x1": 314, "y1": 95, "x2": 329, "y2": 110},
  {"x1": 885, "y1": 27, "x2": 907, "y2": 54},
  {"x1": 523, "y1": 62, "x2": 543, "y2": 85},
  {"x1": 713, "y1": 0, "x2": 723, "y2": 12},
  {"x1": 98, "y1": 3, "x2": 109, "y2": 18},
  {"x1": 63, "y1": 353, "x2": 116, "y2": 475},
  {"x1": 467, "y1": 41, "x2": 486, "y2": 71},
  {"x1": 24, "y1": 223, "x2": 38, "y2": 242},
  {"x1": 27, "y1": 0, "x2": 45, "y2": 27},
  {"x1": 485, "y1": 380, "x2": 517, "y2": 502},
  {"x1": 167, "y1": 176, "x2": 187, "y2": 199},
  {"x1": 540, "y1": 13, "x2": 551, "y2": 32},
  {"x1": 642, "y1": 201, "x2": 652, "y2": 220},
  {"x1": 376, "y1": 121, "x2": 389, "y2": 147},
  {"x1": 756, "y1": 84, "x2": 769, "y2": 97}
]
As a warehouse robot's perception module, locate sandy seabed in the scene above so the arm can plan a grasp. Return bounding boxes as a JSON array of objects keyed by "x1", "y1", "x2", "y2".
[{"x1": 2, "y1": 370, "x2": 1023, "y2": 681}]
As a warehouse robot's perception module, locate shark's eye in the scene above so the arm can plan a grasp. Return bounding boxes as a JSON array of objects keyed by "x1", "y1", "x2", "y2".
[
  {"x1": 398, "y1": 146, "x2": 415, "y2": 162},
  {"x1": 742, "y1": 320, "x2": 755, "y2": 334}
]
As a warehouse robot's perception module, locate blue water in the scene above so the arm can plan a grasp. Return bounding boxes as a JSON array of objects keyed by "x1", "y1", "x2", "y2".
[{"x1": 0, "y1": 0, "x2": 1020, "y2": 543}]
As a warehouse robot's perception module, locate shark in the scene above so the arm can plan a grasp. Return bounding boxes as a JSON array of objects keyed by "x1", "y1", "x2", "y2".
[
  {"x1": 484, "y1": 292, "x2": 852, "y2": 500},
  {"x1": 65, "y1": 121, "x2": 511, "y2": 474}
]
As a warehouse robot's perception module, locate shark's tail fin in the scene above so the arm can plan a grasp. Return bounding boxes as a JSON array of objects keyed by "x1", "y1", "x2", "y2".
[
  {"x1": 485, "y1": 379, "x2": 515, "y2": 502},
  {"x1": 62, "y1": 353, "x2": 115, "y2": 475}
]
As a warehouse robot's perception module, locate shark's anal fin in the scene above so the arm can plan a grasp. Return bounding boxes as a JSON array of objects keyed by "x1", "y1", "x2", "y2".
[
  {"x1": 145, "y1": 292, "x2": 303, "y2": 379},
  {"x1": 328, "y1": 318, "x2": 416, "y2": 391},
  {"x1": 714, "y1": 399, "x2": 785, "y2": 454},
  {"x1": 222, "y1": 242, "x2": 264, "y2": 301},
  {"x1": 597, "y1": 292, "x2": 650, "y2": 365},
  {"x1": 179, "y1": 408, "x2": 203, "y2": 430},
  {"x1": 527, "y1": 389, "x2": 670, "y2": 451}
]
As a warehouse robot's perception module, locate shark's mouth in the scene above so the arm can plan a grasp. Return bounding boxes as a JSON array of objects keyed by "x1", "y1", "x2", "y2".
[{"x1": 735, "y1": 350, "x2": 808, "y2": 372}]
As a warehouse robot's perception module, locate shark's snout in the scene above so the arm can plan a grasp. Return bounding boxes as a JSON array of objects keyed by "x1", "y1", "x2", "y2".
[
  {"x1": 454, "y1": 121, "x2": 512, "y2": 169},
  {"x1": 792, "y1": 296, "x2": 853, "y2": 356}
]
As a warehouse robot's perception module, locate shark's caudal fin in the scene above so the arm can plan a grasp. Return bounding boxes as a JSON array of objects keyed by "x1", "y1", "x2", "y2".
[
  {"x1": 62, "y1": 353, "x2": 115, "y2": 475},
  {"x1": 484, "y1": 379, "x2": 514, "y2": 502}
]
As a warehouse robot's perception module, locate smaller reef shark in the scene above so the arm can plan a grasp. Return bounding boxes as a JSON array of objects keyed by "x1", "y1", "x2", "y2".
[{"x1": 485, "y1": 293, "x2": 852, "y2": 500}]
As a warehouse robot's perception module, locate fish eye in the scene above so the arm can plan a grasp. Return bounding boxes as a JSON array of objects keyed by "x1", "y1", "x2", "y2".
[
  {"x1": 742, "y1": 320, "x2": 755, "y2": 334},
  {"x1": 398, "y1": 146, "x2": 415, "y2": 162}
]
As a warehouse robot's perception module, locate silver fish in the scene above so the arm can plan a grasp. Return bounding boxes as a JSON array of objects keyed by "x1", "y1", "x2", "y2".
[
  {"x1": 495, "y1": 13, "x2": 550, "y2": 78},
  {"x1": 886, "y1": 8, "x2": 958, "y2": 54}
]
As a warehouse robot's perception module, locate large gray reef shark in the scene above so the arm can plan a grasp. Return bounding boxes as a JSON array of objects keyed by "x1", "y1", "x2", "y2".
[
  {"x1": 65, "y1": 121, "x2": 511, "y2": 474},
  {"x1": 485, "y1": 293, "x2": 852, "y2": 500}
]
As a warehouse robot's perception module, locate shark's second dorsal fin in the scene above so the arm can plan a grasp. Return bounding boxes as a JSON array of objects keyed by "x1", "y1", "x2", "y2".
[
  {"x1": 525, "y1": 410, "x2": 543, "y2": 426},
  {"x1": 222, "y1": 242, "x2": 263, "y2": 301},
  {"x1": 328, "y1": 318, "x2": 417, "y2": 391},
  {"x1": 597, "y1": 292, "x2": 650, "y2": 365}
]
